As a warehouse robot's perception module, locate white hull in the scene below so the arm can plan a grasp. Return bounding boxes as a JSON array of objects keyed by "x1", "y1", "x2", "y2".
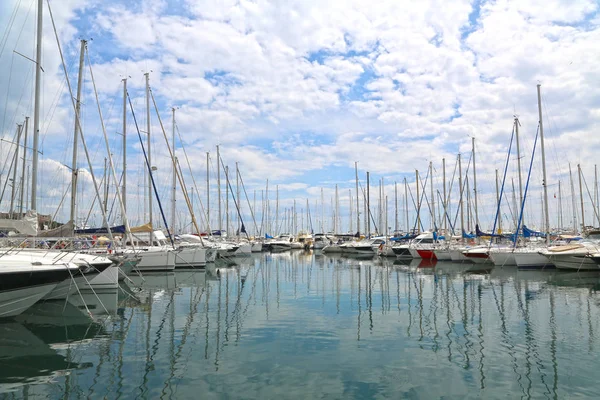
[
  {"x1": 378, "y1": 247, "x2": 396, "y2": 257},
  {"x1": 135, "y1": 250, "x2": 176, "y2": 271},
  {"x1": 175, "y1": 247, "x2": 207, "y2": 268},
  {"x1": 312, "y1": 242, "x2": 326, "y2": 250},
  {"x1": 489, "y1": 250, "x2": 517, "y2": 266},
  {"x1": 235, "y1": 243, "x2": 252, "y2": 256},
  {"x1": 323, "y1": 245, "x2": 343, "y2": 253},
  {"x1": 544, "y1": 254, "x2": 599, "y2": 271},
  {"x1": 0, "y1": 283, "x2": 57, "y2": 318},
  {"x1": 450, "y1": 249, "x2": 471, "y2": 262},
  {"x1": 43, "y1": 265, "x2": 119, "y2": 300},
  {"x1": 251, "y1": 243, "x2": 263, "y2": 252},
  {"x1": 409, "y1": 247, "x2": 421, "y2": 259},
  {"x1": 433, "y1": 248, "x2": 452, "y2": 261},
  {"x1": 514, "y1": 252, "x2": 554, "y2": 269}
]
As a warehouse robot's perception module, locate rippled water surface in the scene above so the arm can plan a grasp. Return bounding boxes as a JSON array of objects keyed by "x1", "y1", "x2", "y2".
[{"x1": 2, "y1": 253, "x2": 600, "y2": 399}]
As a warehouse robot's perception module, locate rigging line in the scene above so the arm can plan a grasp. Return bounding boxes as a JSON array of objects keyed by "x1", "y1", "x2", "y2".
[
  {"x1": 405, "y1": 179, "x2": 424, "y2": 233},
  {"x1": 489, "y1": 124, "x2": 515, "y2": 247},
  {"x1": 173, "y1": 123, "x2": 212, "y2": 235},
  {"x1": 219, "y1": 155, "x2": 249, "y2": 239},
  {"x1": 451, "y1": 151, "x2": 473, "y2": 232},
  {"x1": 579, "y1": 169, "x2": 600, "y2": 225},
  {"x1": 514, "y1": 124, "x2": 540, "y2": 248},
  {"x1": 236, "y1": 165, "x2": 261, "y2": 236},
  {"x1": 0, "y1": 0, "x2": 24, "y2": 61},
  {"x1": 127, "y1": 91, "x2": 174, "y2": 246}
]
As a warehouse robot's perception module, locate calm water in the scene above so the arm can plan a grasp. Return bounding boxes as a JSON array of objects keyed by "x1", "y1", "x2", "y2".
[{"x1": 1, "y1": 253, "x2": 600, "y2": 399}]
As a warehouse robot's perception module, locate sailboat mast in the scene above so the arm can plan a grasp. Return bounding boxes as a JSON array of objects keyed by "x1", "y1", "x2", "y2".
[
  {"x1": 393, "y1": 181, "x2": 398, "y2": 234},
  {"x1": 275, "y1": 184, "x2": 279, "y2": 235},
  {"x1": 458, "y1": 153, "x2": 464, "y2": 241},
  {"x1": 515, "y1": 117, "x2": 524, "y2": 215},
  {"x1": 122, "y1": 78, "x2": 127, "y2": 226},
  {"x1": 236, "y1": 162, "x2": 240, "y2": 236},
  {"x1": 495, "y1": 169, "x2": 501, "y2": 233},
  {"x1": 335, "y1": 184, "x2": 339, "y2": 233},
  {"x1": 225, "y1": 165, "x2": 229, "y2": 236},
  {"x1": 18, "y1": 117, "x2": 29, "y2": 215},
  {"x1": 9, "y1": 124, "x2": 23, "y2": 217},
  {"x1": 30, "y1": 0, "x2": 43, "y2": 212},
  {"x1": 321, "y1": 187, "x2": 324, "y2": 233},
  {"x1": 430, "y1": 161, "x2": 434, "y2": 230},
  {"x1": 206, "y1": 152, "x2": 210, "y2": 231},
  {"x1": 355, "y1": 162, "x2": 360, "y2": 234},
  {"x1": 70, "y1": 39, "x2": 86, "y2": 227},
  {"x1": 442, "y1": 158, "x2": 447, "y2": 234},
  {"x1": 578, "y1": 164, "x2": 585, "y2": 232},
  {"x1": 366, "y1": 172, "x2": 371, "y2": 237},
  {"x1": 569, "y1": 164, "x2": 577, "y2": 232},
  {"x1": 596, "y1": 165, "x2": 599, "y2": 226},
  {"x1": 171, "y1": 108, "x2": 177, "y2": 233},
  {"x1": 558, "y1": 180, "x2": 562, "y2": 231},
  {"x1": 472, "y1": 137, "x2": 479, "y2": 229},
  {"x1": 145, "y1": 72, "x2": 153, "y2": 233},
  {"x1": 404, "y1": 177, "x2": 408, "y2": 233},
  {"x1": 537, "y1": 84, "x2": 550, "y2": 244},
  {"x1": 349, "y1": 189, "x2": 352, "y2": 233},
  {"x1": 103, "y1": 158, "x2": 108, "y2": 214},
  {"x1": 217, "y1": 145, "x2": 221, "y2": 233},
  {"x1": 415, "y1": 170, "x2": 420, "y2": 234}
]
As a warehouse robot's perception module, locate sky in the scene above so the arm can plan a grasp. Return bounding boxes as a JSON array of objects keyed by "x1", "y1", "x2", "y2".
[{"x1": 0, "y1": 0, "x2": 599, "y2": 236}]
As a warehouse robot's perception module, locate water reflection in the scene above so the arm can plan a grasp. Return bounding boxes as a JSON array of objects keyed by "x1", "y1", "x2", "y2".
[{"x1": 0, "y1": 255, "x2": 599, "y2": 398}]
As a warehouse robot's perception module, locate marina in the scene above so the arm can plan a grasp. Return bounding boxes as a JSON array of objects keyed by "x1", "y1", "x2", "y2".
[{"x1": 0, "y1": 252, "x2": 599, "y2": 398}]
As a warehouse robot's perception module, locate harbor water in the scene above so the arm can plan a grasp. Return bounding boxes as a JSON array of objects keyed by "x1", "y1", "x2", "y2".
[{"x1": 1, "y1": 252, "x2": 600, "y2": 399}]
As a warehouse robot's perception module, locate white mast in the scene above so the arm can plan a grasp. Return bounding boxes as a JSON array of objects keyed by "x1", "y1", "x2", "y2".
[
  {"x1": 225, "y1": 165, "x2": 229, "y2": 236},
  {"x1": 569, "y1": 164, "x2": 577, "y2": 232},
  {"x1": 145, "y1": 72, "x2": 153, "y2": 236},
  {"x1": 18, "y1": 117, "x2": 29, "y2": 215},
  {"x1": 355, "y1": 162, "x2": 360, "y2": 234},
  {"x1": 558, "y1": 180, "x2": 563, "y2": 231},
  {"x1": 206, "y1": 152, "x2": 210, "y2": 231},
  {"x1": 495, "y1": 169, "x2": 502, "y2": 233},
  {"x1": 472, "y1": 137, "x2": 479, "y2": 230},
  {"x1": 442, "y1": 158, "x2": 447, "y2": 234},
  {"x1": 171, "y1": 107, "x2": 177, "y2": 233},
  {"x1": 335, "y1": 184, "x2": 339, "y2": 233},
  {"x1": 217, "y1": 145, "x2": 221, "y2": 233},
  {"x1": 429, "y1": 161, "x2": 434, "y2": 230},
  {"x1": 366, "y1": 172, "x2": 371, "y2": 237},
  {"x1": 578, "y1": 164, "x2": 585, "y2": 232},
  {"x1": 237, "y1": 162, "x2": 241, "y2": 236},
  {"x1": 10, "y1": 124, "x2": 23, "y2": 218},
  {"x1": 458, "y1": 153, "x2": 464, "y2": 241},
  {"x1": 275, "y1": 184, "x2": 279, "y2": 235},
  {"x1": 404, "y1": 177, "x2": 408, "y2": 233},
  {"x1": 515, "y1": 117, "x2": 524, "y2": 218},
  {"x1": 415, "y1": 170, "x2": 420, "y2": 234},
  {"x1": 30, "y1": 0, "x2": 43, "y2": 212},
  {"x1": 394, "y1": 181, "x2": 398, "y2": 234},
  {"x1": 70, "y1": 39, "x2": 86, "y2": 227},
  {"x1": 537, "y1": 84, "x2": 550, "y2": 244},
  {"x1": 122, "y1": 78, "x2": 127, "y2": 226}
]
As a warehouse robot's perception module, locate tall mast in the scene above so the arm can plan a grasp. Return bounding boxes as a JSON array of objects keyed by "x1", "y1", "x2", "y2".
[
  {"x1": 10, "y1": 124, "x2": 23, "y2": 217},
  {"x1": 170, "y1": 107, "x2": 177, "y2": 233},
  {"x1": 122, "y1": 78, "x2": 127, "y2": 226},
  {"x1": 217, "y1": 145, "x2": 221, "y2": 233},
  {"x1": 145, "y1": 72, "x2": 153, "y2": 232},
  {"x1": 495, "y1": 169, "x2": 501, "y2": 233},
  {"x1": 378, "y1": 178, "x2": 382, "y2": 233},
  {"x1": 335, "y1": 184, "x2": 339, "y2": 233},
  {"x1": 578, "y1": 164, "x2": 585, "y2": 232},
  {"x1": 206, "y1": 152, "x2": 210, "y2": 231},
  {"x1": 320, "y1": 187, "x2": 324, "y2": 232},
  {"x1": 592, "y1": 165, "x2": 600, "y2": 227},
  {"x1": 558, "y1": 180, "x2": 563, "y2": 231},
  {"x1": 275, "y1": 184, "x2": 279, "y2": 235},
  {"x1": 466, "y1": 176, "x2": 471, "y2": 232},
  {"x1": 103, "y1": 158, "x2": 108, "y2": 213},
  {"x1": 429, "y1": 161, "x2": 434, "y2": 230},
  {"x1": 355, "y1": 162, "x2": 360, "y2": 234},
  {"x1": 404, "y1": 177, "x2": 408, "y2": 233},
  {"x1": 537, "y1": 84, "x2": 550, "y2": 244},
  {"x1": 366, "y1": 172, "x2": 371, "y2": 237},
  {"x1": 415, "y1": 170, "x2": 420, "y2": 234},
  {"x1": 236, "y1": 162, "x2": 240, "y2": 236},
  {"x1": 225, "y1": 165, "x2": 229, "y2": 236},
  {"x1": 458, "y1": 153, "x2": 464, "y2": 241},
  {"x1": 569, "y1": 164, "x2": 577, "y2": 232},
  {"x1": 515, "y1": 117, "x2": 524, "y2": 217},
  {"x1": 70, "y1": 39, "x2": 86, "y2": 227},
  {"x1": 349, "y1": 189, "x2": 353, "y2": 233},
  {"x1": 265, "y1": 179, "x2": 269, "y2": 234},
  {"x1": 18, "y1": 117, "x2": 29, "y2": 215},
  {"x1": 394, "y1": 181, "x2": 398, "y2": 233},
  {"x1": 442, "y1": 158, "x2": 447, "y2": 233},
  {"x1": 30, "y1": 0, "x2": 43, "y2": 212},
  {"x1": 472, "y1": 137, "x2": 479, "y2": 229}
]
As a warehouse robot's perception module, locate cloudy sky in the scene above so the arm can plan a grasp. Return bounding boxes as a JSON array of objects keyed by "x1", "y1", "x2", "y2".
[{"x1": 0, "y1": 0, "x2": 599, "y2": 235}]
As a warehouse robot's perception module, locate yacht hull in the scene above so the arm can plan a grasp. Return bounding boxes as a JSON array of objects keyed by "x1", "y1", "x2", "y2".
[{"x1": 514, "y1": 252, "x2": 554, "y2": 269}]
